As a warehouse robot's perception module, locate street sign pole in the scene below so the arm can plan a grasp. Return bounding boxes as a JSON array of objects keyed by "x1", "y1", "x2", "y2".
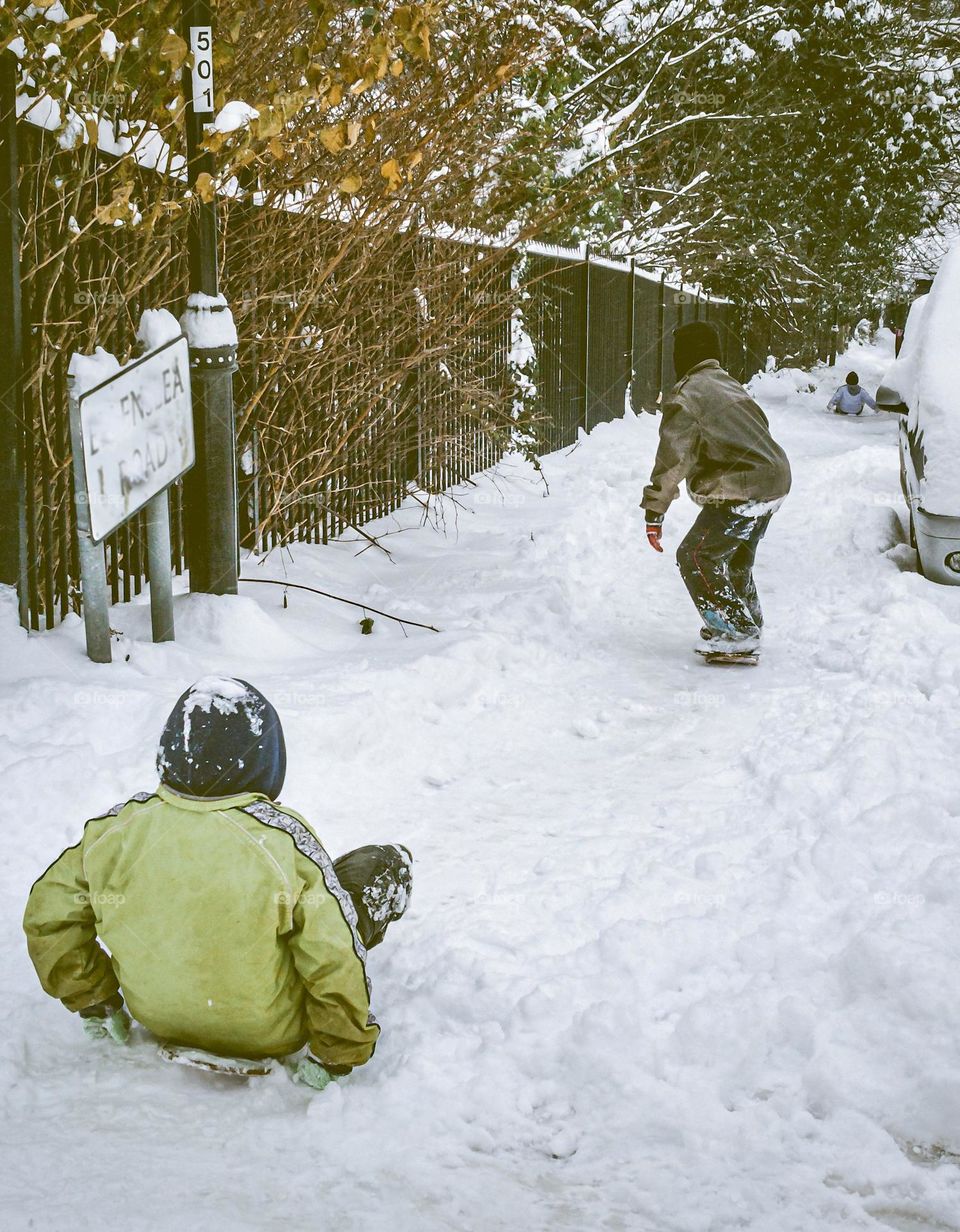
[
  {"x1": 145, "y1": 489, "x2": 175, "y2": 642},
  {"x1": 67, "y1": 374, "x2": 112, "y2": 664},
  {"x1": 180, "y1": 0, "x2": 239, "y2": 596}
]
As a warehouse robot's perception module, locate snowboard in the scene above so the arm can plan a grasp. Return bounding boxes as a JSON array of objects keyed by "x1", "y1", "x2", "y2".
[
  {"x1": 695, "y1": 647, "x2": 759, "y2": 667},
  {"x1": 157, "y1": 1043, "x2": 276, "y2": 1077}
]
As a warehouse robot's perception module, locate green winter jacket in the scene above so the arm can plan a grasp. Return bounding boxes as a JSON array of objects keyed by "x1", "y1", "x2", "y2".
[
  {"x1": 22, "y1": 785, "x2": 379, "y2": 1067},
  {"x1": 642, "y1": 359, "x2": 792, "y2": 517}
]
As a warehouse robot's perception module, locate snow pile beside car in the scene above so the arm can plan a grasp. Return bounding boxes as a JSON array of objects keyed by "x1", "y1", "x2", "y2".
[
  {"x1": 882, "y1": 244, "x2": 960, "y2": 514},
  {"x1": 880, "y1": 294, "x2": 929, "y2": 414}
]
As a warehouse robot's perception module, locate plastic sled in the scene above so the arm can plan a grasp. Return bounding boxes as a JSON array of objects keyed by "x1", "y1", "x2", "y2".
[{"x1": 158, "y1": 1044, "x2": 276, "y2": 1077}]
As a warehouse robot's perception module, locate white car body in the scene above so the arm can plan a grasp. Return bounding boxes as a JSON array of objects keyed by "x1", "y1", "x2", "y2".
[{"x1": 879, "y1": 249, "x2": 960, "y2": 584}]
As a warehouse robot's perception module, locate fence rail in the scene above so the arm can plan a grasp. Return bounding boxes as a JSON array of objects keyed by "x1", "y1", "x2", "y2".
[{"x1": 5, "y1": 125, "x2": 833, "y2": 634}]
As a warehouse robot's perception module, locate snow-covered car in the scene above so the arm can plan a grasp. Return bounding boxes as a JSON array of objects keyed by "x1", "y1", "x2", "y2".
[{"x1": 877, "y1": 247, "x2": 960, "y2": 585}]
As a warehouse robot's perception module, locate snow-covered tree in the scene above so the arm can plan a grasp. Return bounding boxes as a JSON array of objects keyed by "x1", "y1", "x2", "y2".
[{"x1": 513, "y1": 0, "x2": 959, "y2": 315}]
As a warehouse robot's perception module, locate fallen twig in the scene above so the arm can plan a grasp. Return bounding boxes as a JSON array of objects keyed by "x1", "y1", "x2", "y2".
[{"x1": 239, "y1": 576, "x2": 440, "y2": 633}]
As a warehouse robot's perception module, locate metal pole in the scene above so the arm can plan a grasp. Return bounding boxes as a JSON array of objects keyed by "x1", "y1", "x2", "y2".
[
  {"x1": 829, "y1": 300, "x2": 839, "y2": 367},
  {"x1": 182, "y1": 1, "x2": 218, "y2": 300},
  {"x1": 626, "y1": 257, "x2": 636, "y2": 413},
  {"x1": 180, "y1": 0, "x2": 238, "y2": 596},
  {"x1": 656, "y1": 272, "x2": 665, "y2": 398},
  {"x1": 145, "y1": 490, "x2": 175, "y2": 642},
  {"x1": 67, "y1": 376, "x2": 111, "y2": 663},
  {"x1": 0, "y1": 49, "x2": 27, "y2": 621},
  {"x1": 581, "y1": 243, "x2": 591, "y2": 431}
]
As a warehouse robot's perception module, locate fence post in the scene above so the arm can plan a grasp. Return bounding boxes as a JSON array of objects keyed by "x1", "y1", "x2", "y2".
[
  {"x1": 0, "y1": 50, "x2": 27, "y2": 621},
  {"x1": 626, "y1": 257, "x2": 635, "y2": 412},
  {"x1": 180, "y1": 0, "x2": 239, "y2": 596},
  {"x1": 581, "y1": 244, "x2": 591, "y2": 431},
  {"x1": 657, "y1": 272, "x2": 665, "y2": 398},
  {"x1": 828, "y1": 300, "x2": 839, "y2": 367}
]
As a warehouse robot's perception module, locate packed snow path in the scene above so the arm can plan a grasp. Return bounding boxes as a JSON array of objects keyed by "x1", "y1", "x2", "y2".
[{"x1": 4, "y1": 338, "x2": 960, "y2": 1232}]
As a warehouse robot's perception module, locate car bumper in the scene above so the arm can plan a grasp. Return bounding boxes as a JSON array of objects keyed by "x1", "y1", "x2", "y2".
[
  {"x1": 912, "y1": 506, "x2": 960, "y2": 584},
  {"x1": 899, "y1": 422, "x2": 960, "y2": 584}
]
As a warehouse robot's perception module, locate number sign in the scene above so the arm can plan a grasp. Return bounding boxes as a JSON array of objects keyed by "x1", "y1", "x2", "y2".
[{"x1": 189, "y1": 26, "x2": 214, "y2": 114}]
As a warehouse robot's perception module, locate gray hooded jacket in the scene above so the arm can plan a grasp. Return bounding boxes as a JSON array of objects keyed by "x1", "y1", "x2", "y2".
[{"x1": 642, "y1": 360, "x2": 792, "y2": 517}]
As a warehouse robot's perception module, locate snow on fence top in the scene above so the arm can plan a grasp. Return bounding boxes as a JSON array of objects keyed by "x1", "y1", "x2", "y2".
[{"x1": 524, "y1": 240, "x2": 731, "y2": 304}]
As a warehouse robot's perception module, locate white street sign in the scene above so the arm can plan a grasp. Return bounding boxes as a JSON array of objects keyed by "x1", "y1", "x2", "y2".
[
  {"x1": 189, "y1": 26, "x2": 214, "y2": 114},
  {"x1": 77, "y1": 335, "x2": 194, "y2": 542}
]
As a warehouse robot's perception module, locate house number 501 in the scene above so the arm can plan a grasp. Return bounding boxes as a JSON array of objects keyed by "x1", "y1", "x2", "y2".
[{"x1": 189, "y1": 26, "x2": 214, "y2": 115}]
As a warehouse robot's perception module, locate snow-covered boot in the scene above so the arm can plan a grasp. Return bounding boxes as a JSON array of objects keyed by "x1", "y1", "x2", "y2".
[{"x1": 333, "y1": 844, "x2": 413, "y2": 950}]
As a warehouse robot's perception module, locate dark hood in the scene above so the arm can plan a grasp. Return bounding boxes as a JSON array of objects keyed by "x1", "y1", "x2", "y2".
[
  {"x1": 157, "y1": 677, "x2": 286, "y2": 800},
  {"x1": 673, "y1": 321, "x2": 723, "y2": 380}
]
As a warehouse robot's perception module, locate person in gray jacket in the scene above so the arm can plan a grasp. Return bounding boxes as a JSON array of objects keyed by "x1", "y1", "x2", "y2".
[
  {"x1": 642, "y1": 321, "x2": 791, "y2": 656},
  {"x1": 827, "y1": 372, "x2": 877, "y2": 415}
]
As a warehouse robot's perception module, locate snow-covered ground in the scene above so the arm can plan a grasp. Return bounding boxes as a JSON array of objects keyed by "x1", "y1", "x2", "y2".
[{"x1": 4, "y1": 335, "x2": 960, "y2": 1232}]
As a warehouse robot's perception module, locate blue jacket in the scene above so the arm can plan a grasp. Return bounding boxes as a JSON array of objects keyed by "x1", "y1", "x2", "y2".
[{"x1": 828, "y1": 384, "x2": 877, "y2": 415}]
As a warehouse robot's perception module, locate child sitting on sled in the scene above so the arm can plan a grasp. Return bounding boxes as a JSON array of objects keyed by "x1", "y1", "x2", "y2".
[
  {"x1": 23, "y1": 677, "x2": 412, "y2": 1091},
  {"x1": 827, "y1": 371, "x2": 878, "y2": 416}
]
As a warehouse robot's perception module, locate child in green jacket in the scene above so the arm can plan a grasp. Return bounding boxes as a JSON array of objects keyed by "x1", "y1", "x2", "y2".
[{"x1": 23, "y1": 677, "x2": 412, "y2": 1089}]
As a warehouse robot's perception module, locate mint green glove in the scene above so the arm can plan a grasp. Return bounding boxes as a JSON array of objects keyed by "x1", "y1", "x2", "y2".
[
  {"x1": 80, "y1": 1003, "x2": 130, "y2": 1044},
  {"x1": 294, "y1": 1055, "x2": 337, "y2": 1091}
]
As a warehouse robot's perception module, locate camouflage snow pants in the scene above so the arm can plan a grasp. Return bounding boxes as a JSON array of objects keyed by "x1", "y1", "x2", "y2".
[{"x1": 675, "y1": 502, "x2": 778, "y2": 642}]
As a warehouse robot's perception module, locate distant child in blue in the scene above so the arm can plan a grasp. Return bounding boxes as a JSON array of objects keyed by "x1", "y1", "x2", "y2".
[{"x1": 827, "y1": 372, "x2": 877, "y2": 416}]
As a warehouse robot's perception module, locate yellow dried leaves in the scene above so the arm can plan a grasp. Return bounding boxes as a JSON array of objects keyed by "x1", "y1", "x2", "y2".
[
  {"x1": 159, "y1": 32, "x2": 188, "y2": 73},
  {"x1": 380, "y1": 158, "x2": 403, "y2": 193},
  {"x1": 194, "y1": 172, "x2": 217, "y2": 203},
  {"x1": 394, "y1": 6, "x2": 431, "y2": 61}
]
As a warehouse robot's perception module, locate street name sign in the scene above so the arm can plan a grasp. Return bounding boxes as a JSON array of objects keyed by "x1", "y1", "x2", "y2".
[{"x1": 77, "y1": 334, "x2": 194, "y2": 543}]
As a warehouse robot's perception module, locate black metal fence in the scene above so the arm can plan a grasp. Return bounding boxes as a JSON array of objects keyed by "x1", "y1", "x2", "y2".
[
  {"x1": 522, "y1": 243, "x2": 822, "y2": 454},
  {"x1": 231, "y1": 226, "x2": 514, "y2": 557},
  {"x1": 7, "y1": 122, "x2": 517, "y2": 631},
  {"x1": 4, "y1": 126, "x2": 831, "y2": 634},
  {"x1": 525, "y1": 247, "x2": 727, "y2": 451}
]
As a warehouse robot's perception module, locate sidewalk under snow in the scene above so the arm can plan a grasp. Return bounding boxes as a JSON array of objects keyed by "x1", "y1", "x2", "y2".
[{"x1": 3, "y1": 336, "x2": 960, "y2": 1232}]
